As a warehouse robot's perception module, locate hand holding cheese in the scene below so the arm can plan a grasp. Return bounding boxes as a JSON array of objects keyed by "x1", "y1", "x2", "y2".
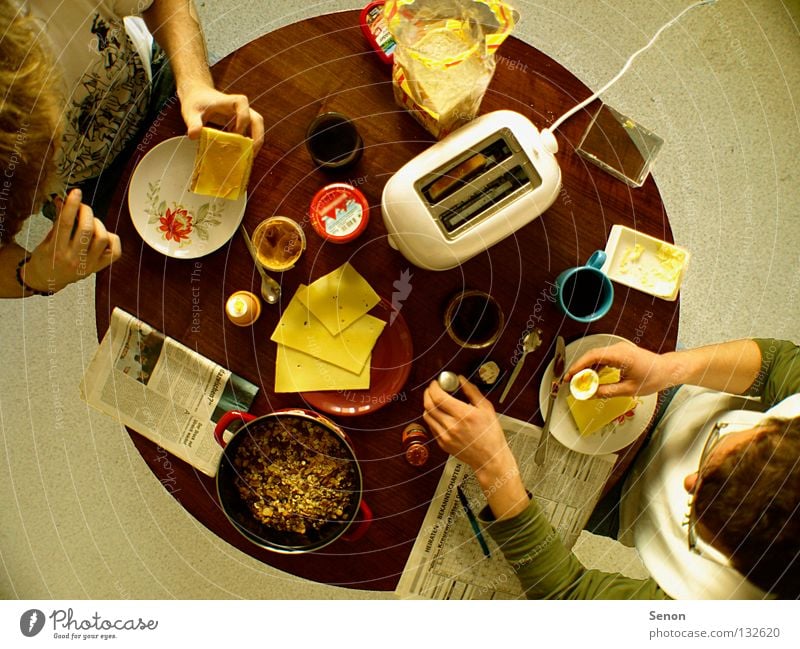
[
  {"x1": 191, "y1": 127, "x2": 254, "y2": 200},
  {"x1": 564, "y1": 341, "x2": 671, "y2": 398},
  {"x1": 180, "y1": 83, "x2": 265, "y2": 153}
]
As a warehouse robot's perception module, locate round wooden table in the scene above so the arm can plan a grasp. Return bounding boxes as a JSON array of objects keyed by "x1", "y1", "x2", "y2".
[{"x1": 96, "y1": 10, "x2": 678, "y2": 591}]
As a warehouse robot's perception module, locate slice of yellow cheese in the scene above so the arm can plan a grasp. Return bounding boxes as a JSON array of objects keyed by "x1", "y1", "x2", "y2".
[
  {"x1": 274, "y1": 344, "x2": 370, "y2": 393},
  {"x1": 295, "y1": 263, "x2": 380, "y2": 335},
  {"x1": 598, "y1": 366, "x2": 622, "y2": 384},
  {"x1": 566, "y1": 394, "x2": 636, "y2": 437},
  {"x1": 190, "y1": 127, "x2": 253, "y2": 200},
  {"x1": 270, "y1": 290, "x2": 385, "y2": 373}
]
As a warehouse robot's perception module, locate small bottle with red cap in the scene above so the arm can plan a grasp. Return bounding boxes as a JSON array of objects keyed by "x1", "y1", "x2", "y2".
[{"x1": 402, "y1": 423, "x2": 430, "y2": 467}]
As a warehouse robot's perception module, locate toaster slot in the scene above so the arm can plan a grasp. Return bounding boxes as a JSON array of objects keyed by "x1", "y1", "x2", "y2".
[
  {"x1": 439, "y1": 165, "x2": 530, "y2": 233},
  {"x1": 421, "y1": 138, "x2": 513, "y2": 204}
]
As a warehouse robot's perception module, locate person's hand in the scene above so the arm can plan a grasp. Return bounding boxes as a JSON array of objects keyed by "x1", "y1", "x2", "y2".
[
  {"x1": 179, "y1": 82, "x2": 265, "y2": 153},
  {"x1": 564, "y1": 341, "x2": 674, "y2": 398},
  {"x1": 22, "y1": 189, "x2": 121, "y2": 293},
  {"x1": 423, "y1": 377, "x2": 515, "y2": 477},
  {"x1": 424, "y1": 377, "x2": 530, "y2": 520}
]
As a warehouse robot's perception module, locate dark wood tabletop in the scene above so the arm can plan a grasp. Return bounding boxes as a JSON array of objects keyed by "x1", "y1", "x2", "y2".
[{"x1": 96, "y1": 10, "x2": 678, "y2": 591}]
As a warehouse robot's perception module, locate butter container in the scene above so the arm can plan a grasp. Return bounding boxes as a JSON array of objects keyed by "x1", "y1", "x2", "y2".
[{"x1": 601, "y1": 225, "x2": 690, "y2": 301}]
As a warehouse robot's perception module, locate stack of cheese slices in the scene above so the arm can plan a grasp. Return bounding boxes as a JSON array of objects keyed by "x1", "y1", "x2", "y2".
[
  {"x1": 190, "y1": 127, "x2": 254, "y2": 201},
  {"x1": 271, "y1": 263, "x2": 385, "y2": 393}
]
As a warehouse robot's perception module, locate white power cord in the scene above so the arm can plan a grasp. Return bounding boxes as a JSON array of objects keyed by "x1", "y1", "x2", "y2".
[{"x1": 544, "y1": 0, "x2": 717, "y2": 140}]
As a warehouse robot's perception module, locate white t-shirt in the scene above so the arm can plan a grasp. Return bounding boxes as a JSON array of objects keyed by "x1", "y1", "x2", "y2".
[
  {"x1": 26, "y1": 0, "x2": 156, "y2": 182},
  {"x1": 619, "y1": 387, "x2": 800, "y2": 599}
]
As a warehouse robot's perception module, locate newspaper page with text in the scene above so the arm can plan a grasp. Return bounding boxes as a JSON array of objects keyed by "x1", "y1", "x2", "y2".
[
  {"x1": 396, "y1": 414, "x2": 616, "y2": 599},
  {"x1": 80, "y1": 308, "x2": 258, "y2": 477}
]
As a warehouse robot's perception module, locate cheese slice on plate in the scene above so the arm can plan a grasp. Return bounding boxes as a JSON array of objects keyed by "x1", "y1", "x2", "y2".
[
  {"x1": 275, "y1": 344, "x2": 370, "y2": 393},
  {"x1": 296, "y1": 262, "x2": 380, "y2": 335},
  {"x1": 271, "y1": 290, "x2": 385, "y2": 373},
  {"x1": 190, "y1": 127, "x2": 253, "y2": 200},
  {"x1": 566, "y1": 394, "x2": 636, "y2": 437}
]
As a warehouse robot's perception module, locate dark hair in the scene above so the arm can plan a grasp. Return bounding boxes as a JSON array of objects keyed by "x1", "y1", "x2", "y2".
[
  {"x1": 0, "y1": 2, "x2": 61, "y2": 243},
  {"x1": 695, "y1": 417, "x2": 800, "y2": 598}
]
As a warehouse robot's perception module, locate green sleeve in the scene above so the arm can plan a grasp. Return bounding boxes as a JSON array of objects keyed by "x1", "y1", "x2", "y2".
[
  {"x1": 480, "y1": 499, "x2": 670, "y2": 600},
  {"x1": 748, "y1": 339, "x2": 800, "y2": 406}
]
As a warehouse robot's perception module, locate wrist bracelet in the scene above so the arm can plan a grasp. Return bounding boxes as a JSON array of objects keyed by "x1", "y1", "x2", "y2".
[{"x1": 16, "y1": 255, "x2": 54, "y2": 297}]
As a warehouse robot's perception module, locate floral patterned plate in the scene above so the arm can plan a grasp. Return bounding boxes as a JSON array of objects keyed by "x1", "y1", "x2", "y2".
[
  {"x1": 128, "y1": 136, "x2": 247, "y2": 259},
  {"x1": 538, "y1": 333, "x2": 657, "y2": 456}
]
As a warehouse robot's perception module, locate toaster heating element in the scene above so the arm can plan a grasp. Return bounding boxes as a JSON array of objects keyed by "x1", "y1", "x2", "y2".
[{"x1": 382, "y1": 110, "x2": 561, "y2": 270}]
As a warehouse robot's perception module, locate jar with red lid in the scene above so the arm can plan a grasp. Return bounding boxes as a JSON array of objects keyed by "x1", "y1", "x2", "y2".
[
  {"x1": 309, "y1": 183, "x2": 370, "y2": 244},
  {"x1": 402, "y1": 423, "x2": 429, "y2": 467}
]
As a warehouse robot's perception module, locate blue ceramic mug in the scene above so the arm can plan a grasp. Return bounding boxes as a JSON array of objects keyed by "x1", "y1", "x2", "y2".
[{"x1": 555, "y1": 251, "x2": 614, "y2": 323}]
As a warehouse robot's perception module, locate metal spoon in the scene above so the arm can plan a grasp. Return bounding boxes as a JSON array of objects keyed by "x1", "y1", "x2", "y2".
[
  {"x1": 239, "y1": 225, "x2": 280, "y2": 305},
  {"x1": 499, "y1": 328, "x2": 542, "y2": 403}
]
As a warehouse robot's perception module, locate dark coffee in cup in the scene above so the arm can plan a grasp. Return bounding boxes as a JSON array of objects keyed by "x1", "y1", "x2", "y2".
[
  {"x1": 555, "y1": 251, "x2": 614, "y2": 323},
  {"x1": 306, "y1": 112, "x2": 363, "y2": 169},
  {"x1": 445, "y1": 290, "x2": 504, "y2": 349},
  {"x1": 561, "y1": 269, "x2": 608, "y2": 318}
]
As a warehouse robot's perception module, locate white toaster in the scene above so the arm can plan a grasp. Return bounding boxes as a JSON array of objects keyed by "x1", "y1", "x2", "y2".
[{"x1": 381, "y1": 110, "x2": 561, "y2": 271}]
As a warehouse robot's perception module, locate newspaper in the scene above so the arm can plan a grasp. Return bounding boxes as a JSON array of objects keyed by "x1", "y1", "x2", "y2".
[
  {"x1": 396, "y1": 414, "x2": 616, "y2": 599},
  {"x1": 80, "y1": 308, "x2": 258, "y2": 477}
]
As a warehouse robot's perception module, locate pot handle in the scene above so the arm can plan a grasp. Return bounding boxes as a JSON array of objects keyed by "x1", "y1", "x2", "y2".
[
  {"x1": 214, "y1": 410, "x2": 256, "y2": 448},
  {"x1": 341, "y1": 499, "x2": 373, "y2": 543}
]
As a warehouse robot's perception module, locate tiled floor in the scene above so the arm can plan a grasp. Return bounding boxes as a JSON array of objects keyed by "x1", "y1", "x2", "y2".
[{"x1": 1, "y1": 0, "x2": 798, "y2": 598}]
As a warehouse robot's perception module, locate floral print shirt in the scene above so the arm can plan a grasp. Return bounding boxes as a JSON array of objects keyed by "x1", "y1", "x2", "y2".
[{"x1": 27, "y1": 0, "x2": 156, "y2": 183}]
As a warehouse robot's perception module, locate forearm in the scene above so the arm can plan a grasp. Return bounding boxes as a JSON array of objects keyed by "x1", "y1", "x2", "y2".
[
  {"x1": 0, "y1": 242, "x2": 33, "y2": 298},
  {"x1": 482, "y1": 500, "x2": 670, "y2": 600},
  {"x1": 661, "y1": 339, "x2": 763, "y2": 395},
  {"x1": 473, "y1": 449, "x2": 530, "y2": 521},
  {"x1": 143, "y1": 0, "x2": 213, "y2": 95}
]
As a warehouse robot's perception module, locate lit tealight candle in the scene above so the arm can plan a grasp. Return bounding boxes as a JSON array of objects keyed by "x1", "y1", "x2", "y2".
[{"x1": 226, "y1": 290, "x2": 261, "y2": 326}]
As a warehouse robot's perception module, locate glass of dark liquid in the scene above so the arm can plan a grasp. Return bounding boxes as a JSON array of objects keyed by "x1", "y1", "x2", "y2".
[
  {"x1": 555, "y1": 251, "x2": 614, "y2": 322},
  {"x1": 306, "y1": 112, "x2": 363, "y2": 170},
  {"x1": 444, "y1": 290, "x2": 505, "y2": 349}
]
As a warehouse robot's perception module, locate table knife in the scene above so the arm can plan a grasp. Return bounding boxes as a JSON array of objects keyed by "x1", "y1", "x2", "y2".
[{"x1": 534, "y1": 335, "x2": 566, "y2": 465}]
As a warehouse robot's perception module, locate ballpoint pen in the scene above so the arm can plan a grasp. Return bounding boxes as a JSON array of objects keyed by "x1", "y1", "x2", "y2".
[{"x1": 456, "y1": 485, "x2": 491, "y2": 558}]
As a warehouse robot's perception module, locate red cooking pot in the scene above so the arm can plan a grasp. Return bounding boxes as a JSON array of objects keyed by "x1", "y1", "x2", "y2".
[{"x1": 214, "y1": 408, "x2": 372, "y2": 553}]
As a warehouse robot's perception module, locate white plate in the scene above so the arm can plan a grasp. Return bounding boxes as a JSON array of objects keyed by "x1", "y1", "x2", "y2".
[
  {"x1": 538, "y1": 333, "x2": 657, "y2": 455},
  {"x1": 128, "y1": 136, "x2": 247, "y2": 259}
]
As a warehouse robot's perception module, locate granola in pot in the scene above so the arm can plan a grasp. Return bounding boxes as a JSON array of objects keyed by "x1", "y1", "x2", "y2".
[{"x1": 232, "y1": 417, "x2": 357, "y2": 535}]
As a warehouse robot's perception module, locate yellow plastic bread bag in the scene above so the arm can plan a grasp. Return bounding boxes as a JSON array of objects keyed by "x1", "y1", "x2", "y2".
[{"x1": 385, "y1": 0, "x2": 516, "y2": 138}]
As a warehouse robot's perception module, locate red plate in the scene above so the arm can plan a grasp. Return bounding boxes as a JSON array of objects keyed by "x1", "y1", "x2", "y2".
[{"x1": 301, "y1": 298, "x2": 413, "y2": 417}]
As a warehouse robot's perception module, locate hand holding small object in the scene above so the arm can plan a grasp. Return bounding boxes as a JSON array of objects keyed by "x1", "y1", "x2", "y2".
[{"x1": 21, "y1": 189, "x2": 121, "y2": 294}]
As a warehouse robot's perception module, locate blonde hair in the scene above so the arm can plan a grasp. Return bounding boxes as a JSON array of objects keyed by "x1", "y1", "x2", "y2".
[{"x1": 0, "y1": 2, "x2": 62, "y2": 244}]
